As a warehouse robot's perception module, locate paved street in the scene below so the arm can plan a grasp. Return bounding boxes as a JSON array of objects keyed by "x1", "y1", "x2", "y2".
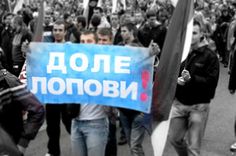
[{"x1": 25, "y1": 64, "x2": 236, "y2": 156}]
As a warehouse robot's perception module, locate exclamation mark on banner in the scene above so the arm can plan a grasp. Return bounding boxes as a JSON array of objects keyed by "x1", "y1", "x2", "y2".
[{"x1": 140, "y1": 70, "x2": 150, "y2": 102}]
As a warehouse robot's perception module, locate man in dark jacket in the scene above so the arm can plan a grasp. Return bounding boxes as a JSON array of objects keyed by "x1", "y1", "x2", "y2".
[
  {"x1": 168, "y1": 20, "x2": 220, "y2": 156},
  {"x1": 0, "y1": 48, "x2": 45, "y2": 155},
  {"x1": 138, "y1": 10, "x2": 167, "y2": 50},
  {"x1": 0, "y1": 12, "x2": 14, "y2": 72},
  {"x1": 11, "y1": 15, "x2": 32, "y2": 77}
]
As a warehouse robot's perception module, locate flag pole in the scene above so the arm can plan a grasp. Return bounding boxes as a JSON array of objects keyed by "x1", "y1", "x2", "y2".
[{"x1": 151, "y1": 0, "x2": 194, "y2": 155}]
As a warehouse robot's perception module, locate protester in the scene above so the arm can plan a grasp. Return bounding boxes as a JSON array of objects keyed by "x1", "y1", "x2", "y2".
[
  {"x1": 138, "y1": 9, "x2": 167, "y2": 50},
  {"x1": 71, "y1": 30, "x2": 108, "y2": 156},
  {"x1": 11, "y1": 15, "x2": 32, "y2": 77},
  {"x1": 63, "y1": 13, "x2": 80, "y2": 43},
  {"x1": 75, "y1": 15, "x2": 87, "y2": 33},
  {"x1": 93, "y1": 7, "x2": 111, "y2": 28},
  {"x1": 228, "y1": 22, "x2": 236, "y2": 152},
  {"x1": 168, "y1": 20, "x2": 220, "y2": 156},
  {"x1": 97, "y1": 27, "x2": 118, "y2": 156},
  {"x1": 226, "y1": 13, "x2": 236, "y2": 73},
  {"x1": 0, "y1": 12, "x2": 14, "y2": 72},
  {"x1": 45, "y1": 19, "x2": 72, "y2": 156},
  {"x1": 0, "y1": 48, "x2": 45, "y2": 155},
  {"x1": 89, "y1": 14, "x2": 101, "y2": 32},
  {"x1": 118, "y1": 22, "x2": 152, "y2": 156},
  {"x1": 111, "y1": 12, "x2": 122, "y2": 45}
]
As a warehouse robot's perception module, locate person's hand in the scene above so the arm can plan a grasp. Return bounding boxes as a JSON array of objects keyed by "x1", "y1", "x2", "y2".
[
  {"x1": 149, "y1": 40, "x2": 160, "y2": 57},
  {"x1": 229, "y1": 89, "x2": 235, "y2": 94},
  {"x1": 0, "y1": 47, "x2": 3, "y2": 58},
  {"x1": 21, "y1": 40, "x2": 30, "y2": 58},
  {"x1": 177, "y1": 77, "x2": 185, "y2": 86},
  {"x1": 181, "y1": 69, "x2": 191, "y2": 82},
  {"x1": 17, "y1": 145, "x2": 26, "y2": 155}
]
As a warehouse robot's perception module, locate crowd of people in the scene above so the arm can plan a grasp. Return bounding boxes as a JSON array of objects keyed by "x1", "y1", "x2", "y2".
[{"x1": 0, "y1": 0, "x2": 236, "y2": 156}]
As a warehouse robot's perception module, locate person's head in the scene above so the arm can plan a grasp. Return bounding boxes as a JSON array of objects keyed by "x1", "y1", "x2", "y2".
[
  {"x1": 76, "y1": 15, "x2": 86, "y2": 30},
  {"x1": 157, "y1": 8, "x2": 169, "y2": 24},
  {"x1": 53, "y1": 11, "x2": 61, "y2": 21},
  {"x1": 3, "y1": 12, "x2": 14, "y2": 26},
  {"x1": 64, "y1": 1, "x2": 70, "y2": 8},
  {"x1": 146, "y1": 10, "x2": 158, "y2": 27},
  {"x1": 64, "y1": 13, "x2": 73, "y2": 24},
  {"x1": 121, "y1": 13, "x2": 132, "y2": 25},
  {"x1": 135, "y1": 12, "x2": 144, "y2": 24},
  {"x1": 120, "y1": 22, "x2": 137, "y2": 44},
  {"x1": 97, "y1": 28, "x2": 113, "y2": 45},
  {"x1": 55, "y1": 2, "x2": 63, "y2": 11},
  {"x1": 191, "y1": 20, "x2": 204, "y2": 48},
  {"x1": 11, "y1": 15, "x2": 25, "y2": 32},
  {"x1": 111, "y1": 13, "x2": 120, "y2": 27},
  {"x1": 80, "y1": 30, "x2": 98, "y2": 44},
  {"x1": 90, "y1": 14, "x2": 101, "y2": 28},
  {"x1": 93, "y1": 7, "x2": 103, "y2": 17},
  {"x1": 52, "y1": 19, "x2": 66, "y2": 43},
  {"x1": 44, "y1": 11, "x2": 52, "y2": 25},
  {"x1": 89, "y1": 0, "x2": 98, "y2": 8},
  {"x1": 137, "y1": 0, "x2": 147, "y2": 10},
  {"x1": 222, "y1": 8, "x2": 229, "y2": 16}
]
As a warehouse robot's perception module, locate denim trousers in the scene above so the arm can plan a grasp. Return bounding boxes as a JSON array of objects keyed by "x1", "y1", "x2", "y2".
[
  {"x1": 120, "y1": 112, "x2": 149, "y2": 156},
  {"x1": 168, "y1": 99, "x2": 210, "y2": 156},
  {"x1": 71, "y1": 118, "x2": 108, "y2": 156}
]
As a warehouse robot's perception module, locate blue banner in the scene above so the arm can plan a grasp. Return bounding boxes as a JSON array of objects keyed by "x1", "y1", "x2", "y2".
[{"x1": 27, "y1": 42, "x2": 154, "y2": 113}]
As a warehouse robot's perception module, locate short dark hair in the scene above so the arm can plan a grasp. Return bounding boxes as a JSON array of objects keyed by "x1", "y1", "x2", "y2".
[
  {"x1": 81, "y1": 30, "x2": 98, "y2": 42},
  {"x1": 94, "y1": 7, "x2": 103, "y2": 13},
  {"x1": 55, "y1": 2, "x2": 63, "y2": 8},
  {"x1": 63, "y1": 13, "x2": 70, "y2": 20},
  {"x1": 76, "y1": 15, "x2": 86, "y2": 28},
  {"x1": 121, "y1": 22, "x2": 138, "y2": 39},
  {"x1": 53, "y1": 19, "x2": 66, "y2": 31},
  {"x1": 91, "y1": 14, "x2": 101, "y2": 27},
  {"x1": 193, "y1": 19, "x2": 203, "y2": 32},
  {"x1": 146, "y1": 9, "x2": 156, "y2": 19},
  {"x1": 97, "y1": 28, "x2": 113, "y2": 41}
]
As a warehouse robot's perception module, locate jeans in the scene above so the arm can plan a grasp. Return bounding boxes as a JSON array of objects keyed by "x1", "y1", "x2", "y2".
[
  {"x1": 46, "y1": 104, "x2": 72, "y2": 156},
  {"x1": 71, "y1": 118, "x2": 108, "y2": 156},
  {"x1": 168, "y1": 99, "x2": 209, "y2": 156},
  {"x1": 120, "y1": 112, "x2": 150, "y2": 156}
]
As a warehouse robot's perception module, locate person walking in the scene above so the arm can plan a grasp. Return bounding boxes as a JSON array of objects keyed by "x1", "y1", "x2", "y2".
[{"x1": 168, "y1": 20, "x2": 220, "y2": 156}]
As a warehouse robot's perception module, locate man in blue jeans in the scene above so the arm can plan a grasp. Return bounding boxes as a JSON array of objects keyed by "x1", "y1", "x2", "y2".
[
  {"x1": 70, "y1": 30, "x2": 108, "y2": 156},
  {"x1": 168, "y1": 20, "x2": 220, "y2": 156},
  {"x1": 118, "y1": 22, "x2": 152, "y2": 156}
]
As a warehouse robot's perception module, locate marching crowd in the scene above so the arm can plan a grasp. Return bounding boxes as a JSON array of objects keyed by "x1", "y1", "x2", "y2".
[{"x1": 0, "y1": 0, "x2": 236, "y2": 156}]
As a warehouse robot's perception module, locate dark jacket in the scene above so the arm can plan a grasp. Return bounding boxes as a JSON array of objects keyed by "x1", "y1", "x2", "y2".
[
  {"x1": 175, "y1": 45, "x2": 220, "y2": 105},
  {"x1": 0, "y1": 25, "x2": 14, "y2": 71},
  {"x1": 65, "y1": 23, "x2": 81, "y2": 43},
  {"x1": 138, "y1": 22, "x2": 167, "y2": 49},
  {"x1": 0, "y1": 69, "x2": 45, "y2": 148},
  {"x1": 12, "y1": 29, "x2": 32, "y2": 64},
  {"x1": 228, "y1": 29, "x2": 236, "y2": 91},
  {"x1": 229, "y1": 50, "x2": 236, "y2": 91}
]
